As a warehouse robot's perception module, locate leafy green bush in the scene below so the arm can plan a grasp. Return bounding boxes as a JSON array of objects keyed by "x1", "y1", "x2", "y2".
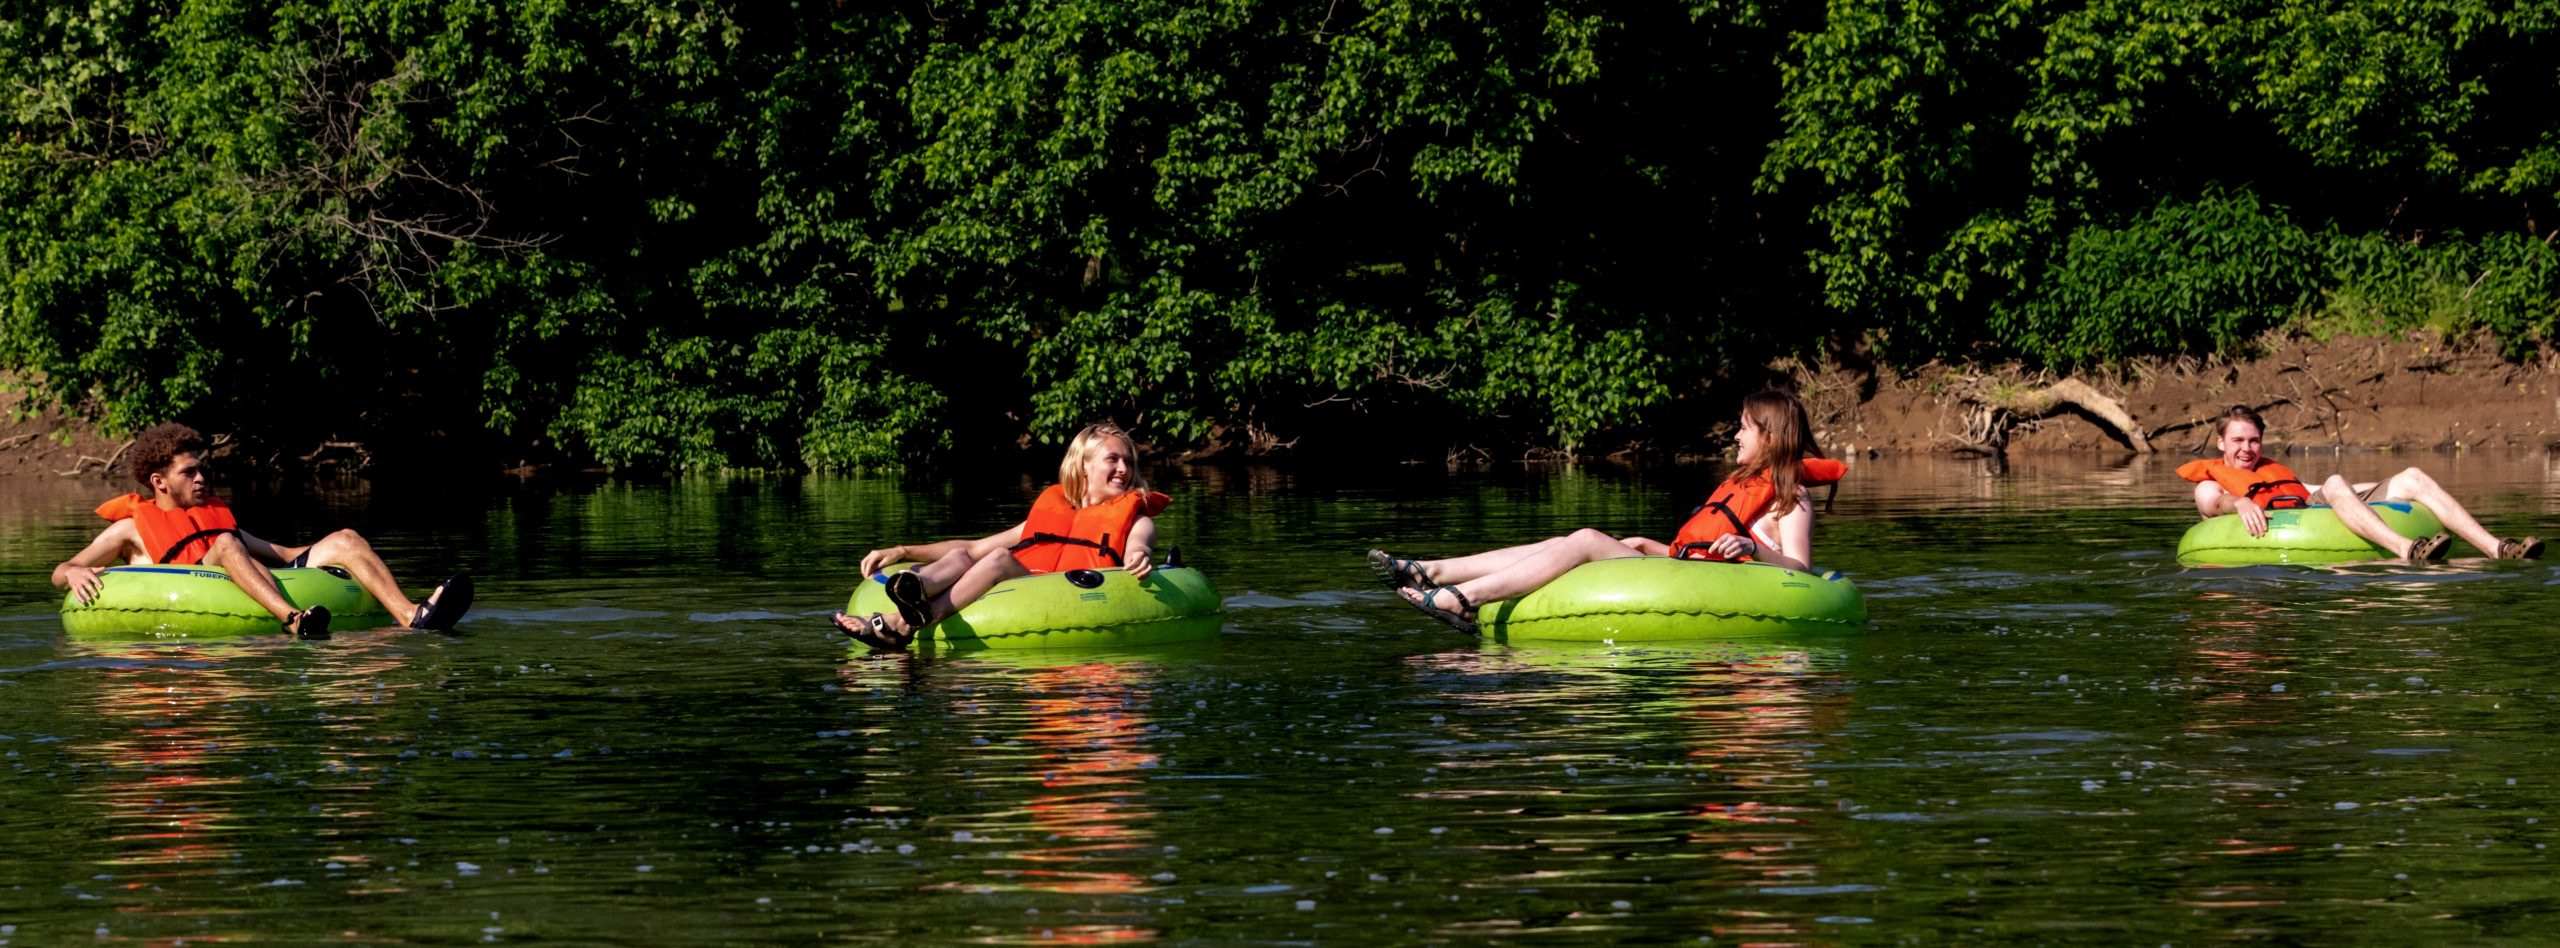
[
  {"x1": 1996, "y1": 190, "x2": 2319, "y2": 365},
  {"x1": 2313, "y1": 232, "x2": 2560, "y2": 355}
]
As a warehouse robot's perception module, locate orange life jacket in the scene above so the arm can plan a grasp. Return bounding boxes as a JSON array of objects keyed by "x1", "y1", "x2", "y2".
[
  {"x1": 1011, "y1": 485, "x2": 1171, "y2": 573},
  {"x1": 1671, "y1": 458, "x2": 1847, "y2": 562},
  {"x1": 2176, "y1": 458, "x2": 2313, "y2": 510},
  {"x1": 96, "y1": 493, "x2": 239, "y2": 565}
]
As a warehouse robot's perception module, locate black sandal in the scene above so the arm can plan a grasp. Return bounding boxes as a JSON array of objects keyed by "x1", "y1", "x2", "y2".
[
  {"x1": 286, "y1": 605, "x2": 332, "y2": 640},
  {"x1": 885, "y1": 571, "x2": 933, "y2": 632},
  {"x1": 1366, "y1": 550, "x2": 1430, "y2": 590},
  {"x1": 1406, "y1": 585, "x2": 1478, "y2": 634},
  {"x1": 408, "y1": 573, "x2": 475, "y2": 631},
  {"x1": 832, "y1": 612, "x2": 915, "y2": 651}
]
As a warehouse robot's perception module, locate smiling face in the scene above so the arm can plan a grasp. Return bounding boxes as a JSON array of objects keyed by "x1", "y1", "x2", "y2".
[
  {"x1": 1077, "y1": 433, "x2": 1138, "y2": 506},
  {"x1": 1734, "y1": 409, "x2": 1767, "y2": 467},
  {"x1": 2217, "y1": 418, "x2": 2266, "y2": 469}
]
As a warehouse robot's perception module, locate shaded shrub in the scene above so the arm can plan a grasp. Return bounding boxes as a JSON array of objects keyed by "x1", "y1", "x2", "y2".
[{"x1": 1994, "y1": 190, "x2": 2319, "y2": 365}]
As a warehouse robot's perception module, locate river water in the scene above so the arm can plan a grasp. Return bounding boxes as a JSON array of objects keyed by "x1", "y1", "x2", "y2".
[{"x1": 2, "y1": 452, "x2": 2557, "y2": 943}]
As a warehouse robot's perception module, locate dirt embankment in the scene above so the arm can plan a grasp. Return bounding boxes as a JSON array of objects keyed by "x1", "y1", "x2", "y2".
[
  {"x1": 0, "y1": 389, "x2": 139, "y2": 481},
  {"x1": 1798, "y1": 332, "x2": 2559, "y2": 458}
]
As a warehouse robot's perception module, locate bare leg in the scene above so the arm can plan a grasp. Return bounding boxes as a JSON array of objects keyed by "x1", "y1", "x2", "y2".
[
  {"x1": 200, "y1": 535, "x2": 302, "y2": 623},
  {"x1": 1415, "y1": 534, "x2": 1605, "y2": 585},
  {"x1": 2373, "y1": 467, "x2": 2504, "y2": 555},
  {"x1": 884, "y1": 552, "x2": 1030, "y2": 635},
  {"x1": 2318, "y1": 477, "x2": 2427, "y2": 558},
  {"x1": 944, "y1": 552, "x2": 1031, "y2": 612},
  {"x1": 299, "y1": 529, "x2": 423, "y2": 624},
  {"x1": 908, "y1": 549, "x2": 978, "y2": 599},
  {"x1": 1402, "y1": 528, "x2": 1647, "y2": 607}
]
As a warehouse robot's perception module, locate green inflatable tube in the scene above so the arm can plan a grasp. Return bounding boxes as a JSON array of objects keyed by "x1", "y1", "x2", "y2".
[
  {"x1": 60, "y1": 565, "x2": 389, "y2": 639},
  {"x1": 2176, "y1": 501, "x2": 2444, "y2": 566},
  {"x1": 1478, "y1": 557, "x2": 1867, "y2": 643},
  {"x1": 848, "y1": 564, "x2": 1222, "y2": 650}
]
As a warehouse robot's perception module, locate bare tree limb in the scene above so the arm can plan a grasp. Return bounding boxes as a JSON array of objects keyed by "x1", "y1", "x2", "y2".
[{"x1": 1952, "y1": 376, "x2": 2152, "y2": 455}]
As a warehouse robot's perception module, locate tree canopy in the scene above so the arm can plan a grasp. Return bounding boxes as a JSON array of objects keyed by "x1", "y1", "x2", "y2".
[{"x1": 4, "y1": 0, "x2": 2555, "y2": 469}]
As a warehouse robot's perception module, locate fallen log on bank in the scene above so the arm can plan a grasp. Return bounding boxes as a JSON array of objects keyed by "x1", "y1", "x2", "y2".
[{"x1": 1952, "y1": 377, "x2": 2151, "y2": 455}]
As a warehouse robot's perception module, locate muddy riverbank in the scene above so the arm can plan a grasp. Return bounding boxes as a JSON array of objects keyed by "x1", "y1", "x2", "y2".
[{"x1": 1800, "y1": 331, "x2": 2559, "y2": 458}]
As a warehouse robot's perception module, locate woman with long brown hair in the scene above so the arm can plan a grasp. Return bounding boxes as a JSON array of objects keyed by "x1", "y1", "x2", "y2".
[{"x1": 1370, "y1": 390, "x2": 1840, "y2": 632}]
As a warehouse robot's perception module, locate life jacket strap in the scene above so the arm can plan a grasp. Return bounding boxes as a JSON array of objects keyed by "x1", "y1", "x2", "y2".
[
  {"x1": 1709, "y1": 500, "x2": 1746, "y2": 533},
  {"x1": 2244, "y1": 480, "x2": 2310, "y2": 510},
  {"x1": 1674, "y1": 499, "x2": 1752, "y2": 561},
  {"x1": 1011, "y1": 531, "x2": 1124, "y2": 566},
  {"x1": 160, "y1": 527, "x2": 238, "y2": 564}
]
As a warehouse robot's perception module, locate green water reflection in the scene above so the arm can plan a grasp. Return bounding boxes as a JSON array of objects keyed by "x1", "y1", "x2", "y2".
[{"x1": 0, "y1": 454, "x2": 2556, "y2": 942}]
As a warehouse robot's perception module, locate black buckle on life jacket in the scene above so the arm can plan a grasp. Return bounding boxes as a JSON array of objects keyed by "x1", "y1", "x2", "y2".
[
  {"x1": 1674, "y1": 540, "x2": 1745, "y2": 561},
  {"x1": 2245, "y1": 480, "x2": 2309, "y2": 510}
]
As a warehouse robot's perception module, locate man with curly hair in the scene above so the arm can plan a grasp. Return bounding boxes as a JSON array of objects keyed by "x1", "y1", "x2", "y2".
[{"x1": 50, "y1": 422, "x2": 472, "y2": 636}]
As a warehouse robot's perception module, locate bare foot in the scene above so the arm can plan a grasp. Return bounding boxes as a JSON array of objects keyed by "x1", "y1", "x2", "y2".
[{"x1": 831, "y1": 612, "x2": 915, "y2": 650}]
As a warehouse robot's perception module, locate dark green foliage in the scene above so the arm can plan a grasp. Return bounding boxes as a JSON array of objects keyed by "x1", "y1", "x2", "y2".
[
  {"x1": 1764, "y1": 0, "x2": 2560, "y2": 365},
  {"x1": 1995, "y1": 188, "x2": 2560, "y2": 365},
  {"x1": 3, "y1": 0, "x2": 2557, "y2": 470},
  {"x1": 1, "y1": 0, "x2": 1806, "y2": 468},
  {"x1": 1999, "y1": 190, "x2": 2320, "y2": 364},
  {"x1": 2315, "y1": 232, "x2": 2560, "y2": 357}
]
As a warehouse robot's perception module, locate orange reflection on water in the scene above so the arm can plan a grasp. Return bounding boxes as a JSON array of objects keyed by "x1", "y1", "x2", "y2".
[
  {"x1": 2171, "y1": 594, "x2": 2314, "y2": 916},
  {"x1": 1408, "y1": 646, "x2": 1851, "y2": 943},
  {"x1": 1672, "y1": 652, "x2": 1844, "y2": 936},
  {"x1": 63, "y1": 636, "x2": 415, "y2": 898},
  {"x1": 1009, "y1": 663, "x2": 1159, "y2": 878},
  {"x1": 1698, "y1": 653, "x2": 1847, "y2": 946},
  {"x1": 73, "y1": 648, "x2": 265, "y2": 885},
  {"x1": 959, "y1": 919, "x2": 1161, "y2": 945},
  {"x1": 2185, "y1": 593, "x2": 2293, "y2": 723},
  {"x1": 948, "y1": 659, "x2": 1166, "y2": 941}
]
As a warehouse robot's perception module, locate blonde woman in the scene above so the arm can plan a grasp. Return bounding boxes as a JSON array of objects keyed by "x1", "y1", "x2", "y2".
[{"x1": 836, "y1": 423, "x2": 1167, "y2": 649}]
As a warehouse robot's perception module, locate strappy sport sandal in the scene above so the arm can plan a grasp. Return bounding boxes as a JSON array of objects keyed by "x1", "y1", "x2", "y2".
[
  {"x1": 885, "y1": 570, "x2": 933, "y2": 631},
  {"x1": 1366, "y1": 550, "x2": 1430, "y2": 590},
  {"x1": 832, "y1": 612, "x2": 915, "y2": 651},
  {"x1": 1406, "y1": 584, "x2": 1478, "y2": 634},
  {"x1": 2499, "y1": 536, "x2": 2546, "y2": 560},
  {"x1": 2406, "y1": 533, "x2": 2452, "y2": 562}
]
